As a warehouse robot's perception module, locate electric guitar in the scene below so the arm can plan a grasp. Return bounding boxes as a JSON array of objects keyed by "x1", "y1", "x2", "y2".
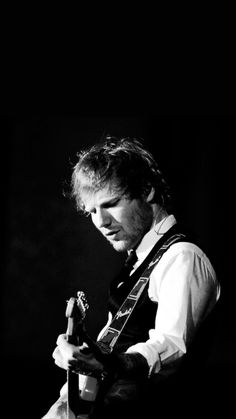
[{"x1": 65, "y1": 291, "x2": 104, "y2": 419}]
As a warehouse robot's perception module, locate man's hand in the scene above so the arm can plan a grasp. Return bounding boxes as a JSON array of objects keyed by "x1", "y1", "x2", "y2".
[{"x1": 52, "y1": 333, "x2": 104, "y2": 375}]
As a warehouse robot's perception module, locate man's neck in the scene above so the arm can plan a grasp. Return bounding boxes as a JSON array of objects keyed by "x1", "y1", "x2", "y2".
[{"x1": 151, "y1": 204, "x2": 169, "y2": 229}]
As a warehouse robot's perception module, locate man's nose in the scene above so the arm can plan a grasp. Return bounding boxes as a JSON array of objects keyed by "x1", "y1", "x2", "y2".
[{"x1": 93, "y1": 208, "x2": 111, "y2": 229}]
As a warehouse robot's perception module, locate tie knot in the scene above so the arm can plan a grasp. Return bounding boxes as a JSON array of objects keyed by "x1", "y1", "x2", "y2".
[{"x1": 124, "y1": 250, "x2": 138, "y2": 270}]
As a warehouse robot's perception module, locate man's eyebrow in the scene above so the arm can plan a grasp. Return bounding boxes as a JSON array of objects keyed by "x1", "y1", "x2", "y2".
[
  {"x1": 100, "y1": 196, "x2": 120, "y2": 207},
  {"x1": 85, "y1": 196, "x2": 121, "y2": 213}
]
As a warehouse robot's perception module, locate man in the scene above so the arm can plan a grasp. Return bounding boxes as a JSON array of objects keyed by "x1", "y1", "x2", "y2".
[{"x1": 42, "y1": 136, "x2": 220, "y2": 419}]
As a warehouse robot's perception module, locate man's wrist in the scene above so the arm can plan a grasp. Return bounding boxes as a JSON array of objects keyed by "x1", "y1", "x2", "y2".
[{"x1": 105, "y1": 351, "x2": 149, "y2": 379}]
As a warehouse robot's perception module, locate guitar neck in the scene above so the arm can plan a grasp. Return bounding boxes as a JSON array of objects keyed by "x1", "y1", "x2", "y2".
[
  {"x1": 65, "y1": 292, "x2": 89, "y2": 418},
  {"x1": 67, "y1": 368, "x2": 79, "y2": 418},
  {"x1": 66, "y1": 318, "x2": 81, "y2": 417}
]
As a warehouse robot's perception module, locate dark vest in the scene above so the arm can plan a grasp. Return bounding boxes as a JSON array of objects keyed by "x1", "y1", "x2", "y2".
[{"x1": 108, "y1": 224, "x2": 189, "y2": 353}]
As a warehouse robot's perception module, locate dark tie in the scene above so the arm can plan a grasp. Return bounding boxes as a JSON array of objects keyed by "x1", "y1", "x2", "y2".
[
  {"x1": 124, "y1": 249, "x2": 138, "y2": 275},
  {"x1": 110, "y1": 249, "x2": 138, "y2": 293}
]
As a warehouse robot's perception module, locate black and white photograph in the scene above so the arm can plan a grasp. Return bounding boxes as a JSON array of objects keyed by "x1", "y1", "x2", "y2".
[{"x1": 2, "y1": 114, "x2": 235, "y2": 418}]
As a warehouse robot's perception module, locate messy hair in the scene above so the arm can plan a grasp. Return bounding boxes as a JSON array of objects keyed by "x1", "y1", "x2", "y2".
[{"x1": 71, "y1": 136, "x2": 172, "y2": 212}]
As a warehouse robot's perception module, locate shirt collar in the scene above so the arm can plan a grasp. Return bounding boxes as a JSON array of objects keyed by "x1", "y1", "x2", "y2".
[{"x1": 135, "y1": 214, "x2": 177, "y2": 266}]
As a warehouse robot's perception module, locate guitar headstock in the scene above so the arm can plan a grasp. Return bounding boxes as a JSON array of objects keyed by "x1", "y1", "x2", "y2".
[
  {"x1": 65, "y1": 291, "x2": 89, "y2": 341},
  {"x1": 65, "y1": 291, "x2": 89, "y2": 322},
  {"x1": 76, "y1": 291, "x2": 89, "y2": 320}
]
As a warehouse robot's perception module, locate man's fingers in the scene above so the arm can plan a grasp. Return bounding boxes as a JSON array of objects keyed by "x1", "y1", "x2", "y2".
[{"x1": 56, "y1": 333, "x2": 67, "y2": 347}]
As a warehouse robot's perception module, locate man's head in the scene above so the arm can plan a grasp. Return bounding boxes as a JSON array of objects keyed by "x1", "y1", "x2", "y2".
[{"x1": 71, "y1": 137, "x2": 172, "y2": 251}]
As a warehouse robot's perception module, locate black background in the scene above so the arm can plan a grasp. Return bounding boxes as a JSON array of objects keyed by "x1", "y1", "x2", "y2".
[{"x1": 2, "y1": 114, "x2": 235, "y2": 418}]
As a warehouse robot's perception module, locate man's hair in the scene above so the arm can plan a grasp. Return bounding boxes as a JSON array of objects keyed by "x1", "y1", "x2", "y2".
[{"x1": 71, "y1": 136, "x2": 172, "y2": 211}]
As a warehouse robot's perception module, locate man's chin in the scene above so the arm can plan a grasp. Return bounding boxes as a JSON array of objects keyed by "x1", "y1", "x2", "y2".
[{"x1": 109, "y1": 239, "x2": 130, "y2": 252}]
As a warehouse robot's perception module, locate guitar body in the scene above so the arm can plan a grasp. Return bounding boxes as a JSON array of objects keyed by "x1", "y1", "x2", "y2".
[{"x1": 80, "y1": 375, "x2": 99, "y2": 401}]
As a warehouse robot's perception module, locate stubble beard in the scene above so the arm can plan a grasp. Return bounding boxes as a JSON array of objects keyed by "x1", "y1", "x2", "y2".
[{"x1": 107, "y1": 202, "x2": 153, "y2": 253}]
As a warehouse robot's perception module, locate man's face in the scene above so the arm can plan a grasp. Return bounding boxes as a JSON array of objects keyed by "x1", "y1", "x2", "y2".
[{"x1": 82, "y1": 184, "x2": 153, "y2": 252}]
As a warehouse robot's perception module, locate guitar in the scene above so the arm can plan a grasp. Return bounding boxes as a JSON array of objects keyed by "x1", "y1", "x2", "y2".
[{"x1": 65, "y1": 291, "x2": 103, "y2": 419}]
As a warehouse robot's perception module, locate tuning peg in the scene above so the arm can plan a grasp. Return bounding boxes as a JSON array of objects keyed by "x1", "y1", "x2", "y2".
[{"x1": 77, "y1": 291, "x2": 89, "y2": 310}]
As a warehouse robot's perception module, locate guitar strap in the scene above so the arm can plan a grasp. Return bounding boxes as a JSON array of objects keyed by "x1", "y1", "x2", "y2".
[{"x1": 97, "y1": 231, "x2": 186, "y2": 352}]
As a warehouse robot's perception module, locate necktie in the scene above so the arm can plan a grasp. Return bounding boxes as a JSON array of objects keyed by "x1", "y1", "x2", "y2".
[
  {"x1": 112, "y1": 250, "x2": 138, "y2": 292},
  {"x1": 124, "y1": 249, "x2": 138, "y2": 275}
]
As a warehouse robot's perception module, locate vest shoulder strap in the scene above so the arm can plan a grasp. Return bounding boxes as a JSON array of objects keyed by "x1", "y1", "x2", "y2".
[{"x1": 98, "y1": 230, "x2": 187, "y2": 352}]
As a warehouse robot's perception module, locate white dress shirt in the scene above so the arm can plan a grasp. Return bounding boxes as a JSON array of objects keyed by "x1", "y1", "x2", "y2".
[{"x1": 98, "y1": 215, "x2": 220, "y2": 377}]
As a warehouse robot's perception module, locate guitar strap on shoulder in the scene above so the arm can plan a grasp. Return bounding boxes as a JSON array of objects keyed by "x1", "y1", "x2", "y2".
[{"x1": 97, "y1": 231, "x2": 186, "y2": 353}]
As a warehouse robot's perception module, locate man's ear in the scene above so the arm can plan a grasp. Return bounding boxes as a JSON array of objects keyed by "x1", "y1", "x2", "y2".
[{"x1": 145, "y1": 187, "x2": 155, "y2": 203}]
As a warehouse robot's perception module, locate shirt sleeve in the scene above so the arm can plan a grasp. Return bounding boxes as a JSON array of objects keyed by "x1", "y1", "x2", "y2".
[{"x1": 126, "y1": 242, "x2": 220, "y2": 376}]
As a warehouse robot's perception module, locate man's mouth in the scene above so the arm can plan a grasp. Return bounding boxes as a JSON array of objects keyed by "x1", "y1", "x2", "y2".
[{"x1": 105, "y1": 230, "x2": 120, "y2": 238}]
